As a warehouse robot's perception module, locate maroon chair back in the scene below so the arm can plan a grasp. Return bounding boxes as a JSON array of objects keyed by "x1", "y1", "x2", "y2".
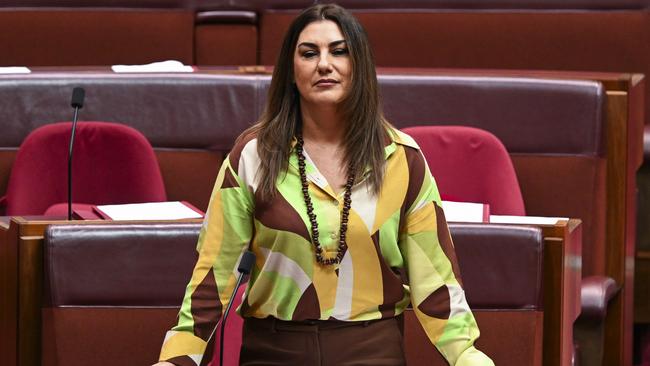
[
  {"x1": 5, "y1": 121, "x2": 166, "y2": 215},
  {"x1": 401, "y1": 125, "x2": 525, "y2": 215}
]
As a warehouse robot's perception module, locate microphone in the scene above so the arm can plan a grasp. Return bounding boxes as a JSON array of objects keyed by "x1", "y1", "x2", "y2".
[
  {"x1": 209, "y1": 250, "x2": 256, "y2": 366},
  {"x1": 67, "y1": 87, "x2": 85, "y2": 220}
]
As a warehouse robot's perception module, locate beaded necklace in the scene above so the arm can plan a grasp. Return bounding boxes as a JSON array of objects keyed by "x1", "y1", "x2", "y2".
[{"x1": 295, "y1": 134, "x2": 354, "y2": 265}]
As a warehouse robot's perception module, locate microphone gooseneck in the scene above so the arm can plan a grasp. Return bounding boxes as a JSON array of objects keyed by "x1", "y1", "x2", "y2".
[
  {"x1": 67, "y1": 87, "x2": 85, "y2": 220},
  {"x1": 216, "y1": 250, "x2": 256, "y2": 366}
]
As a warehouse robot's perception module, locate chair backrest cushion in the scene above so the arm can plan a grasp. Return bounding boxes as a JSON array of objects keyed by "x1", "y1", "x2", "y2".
[
  {"x1": 6, "y1": 121, "x2": 166, "y2": 215},
  {"x1": 402, "y1": 125, "x2": 526, "y2": 215}
]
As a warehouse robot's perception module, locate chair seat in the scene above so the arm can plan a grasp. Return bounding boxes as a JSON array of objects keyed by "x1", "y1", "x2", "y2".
[{"x1": 44, "y1": 203, "x2": 101, "y2": 219}]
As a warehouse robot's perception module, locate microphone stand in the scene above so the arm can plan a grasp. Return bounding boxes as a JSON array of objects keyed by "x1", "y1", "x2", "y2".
[
  {"x1": 203, "y1": 250, "x2": 255, "y2": 366},
  {"x1": 218, "y1": 270, "x2": 247, "y2": 366},
  {"x1": 67, "y1": 87, "x2": 85, "y2": 220},
  {"x1": 67, "y1": 107, "x2": 80, "y2": 220}
]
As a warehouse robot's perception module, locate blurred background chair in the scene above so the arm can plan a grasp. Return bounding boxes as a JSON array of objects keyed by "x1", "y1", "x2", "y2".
[{"x1": 2, "y1": 121, "x2": 166, "y2": 216}]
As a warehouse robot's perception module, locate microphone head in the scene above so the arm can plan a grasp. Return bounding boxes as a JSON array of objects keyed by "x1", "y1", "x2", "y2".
[
  {"x1": 70, "y1": 87, "x2": 85, "y2": 109},
  {"x1": 237, "y1": 251, "x2": 256, "y2": 275}
]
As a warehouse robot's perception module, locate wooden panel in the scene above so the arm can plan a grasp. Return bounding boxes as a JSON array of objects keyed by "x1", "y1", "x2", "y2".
[
  {"x1": 154, "y1": 149, "x2": 224, "y2": 212},
  {"x1": 543, "y1": 220, "x2": 582, "y2": 366},
  {"x1": 404, "y1": 309, "x2": 543, "y2": 366},
  {"x1": 18, "y1": 236, "x2": 44, "y2": 366},
  {"x1": 604, "y1": 92, "x2": 633, "y2": 366},
  {"x1": 42, "y1": 307, "x2": 179, "y2": 366},
  {"x1": 195, "y1": 24, "x2": 258, "y2": 66},
  {"x1": 0, "y1": 217, "x2": 16, "y2": 366}
]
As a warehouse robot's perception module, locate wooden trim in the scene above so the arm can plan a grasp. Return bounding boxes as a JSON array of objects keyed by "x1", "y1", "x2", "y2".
[{"x1": 603, "y1": 92, "x2": 632, "y2": 366}]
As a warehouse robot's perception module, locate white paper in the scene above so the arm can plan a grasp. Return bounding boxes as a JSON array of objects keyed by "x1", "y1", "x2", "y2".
[
  {"x1": 0, "y1": 67, "x2": 31, "y2": 74},
  {"x1": 442, "y1": 200, "x2": 487, "y2": 223},
  {"x1": 111, "y1": 60, "x2": 194, "y2": 73},
  {"x1": 96, "y1": 201, "x2": 203, "y2": 220},
  {"x1": 489, "y1": 215, "x2": 568, "y2": 225}
]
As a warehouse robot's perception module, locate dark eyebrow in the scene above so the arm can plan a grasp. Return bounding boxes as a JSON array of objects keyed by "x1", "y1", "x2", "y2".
[{"x1": 297, "y1": 40, "x2": 347, "y2": 48}]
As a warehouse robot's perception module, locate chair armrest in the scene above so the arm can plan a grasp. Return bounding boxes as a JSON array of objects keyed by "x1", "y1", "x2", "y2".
[
  {"x1": 643, "y1": 124, "x2": 650, "y2": 162},
  {"x1": 580, "y1": 275, "x2": 620, "y2": 321}
]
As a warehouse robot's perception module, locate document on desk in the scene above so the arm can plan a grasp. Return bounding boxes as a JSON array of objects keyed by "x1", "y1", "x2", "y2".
[
  {"x1": 441, "y1": 200, "x2": 490, "y2": 223},
  {"x1": 489, "y1": 215, "x2": 568, "y2": 225},
  {"x1": 0, "y1": 67, "x2": 31, "y2": 74},
  {"x1": 111, "y1": 60, "x2": 194, "y2": 73},
  {"x1": 94, "y1": 201, "x2": 204, "y2": 220}
]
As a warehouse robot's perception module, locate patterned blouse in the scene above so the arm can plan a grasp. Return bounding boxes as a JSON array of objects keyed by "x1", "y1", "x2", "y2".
[{"x1": 159, "y1": 128, "x2": 494, "y2": 366}]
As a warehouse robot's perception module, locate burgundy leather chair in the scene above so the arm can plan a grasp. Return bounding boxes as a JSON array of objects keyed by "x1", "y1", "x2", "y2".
[
  {"x1": 401, "y1": 125, "x2": 525, "y2": 215},
  {"x1": 2, "y1": 121, "x2": 166, "y2": 216}
]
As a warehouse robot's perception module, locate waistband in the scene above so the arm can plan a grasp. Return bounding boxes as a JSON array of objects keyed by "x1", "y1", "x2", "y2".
[{"x1": 244, "y1": 316, "x2": 395, "y2": 332}]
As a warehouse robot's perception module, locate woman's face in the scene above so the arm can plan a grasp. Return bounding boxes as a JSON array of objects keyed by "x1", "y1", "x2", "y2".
[{"x1": 293, "y1": 20, "x2": 352, "y2": 107}]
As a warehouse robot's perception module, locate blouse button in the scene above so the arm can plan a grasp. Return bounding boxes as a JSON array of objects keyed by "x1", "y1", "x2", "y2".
[{"x1": 330, "y1": 233, "x2": 337, "y2": 239}]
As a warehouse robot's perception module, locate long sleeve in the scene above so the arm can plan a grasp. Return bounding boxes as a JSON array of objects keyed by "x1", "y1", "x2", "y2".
[
  {"x1": 400, "y1": 155, "x2": 494, "y2": 366},
  {"x1": 159, "y1": 153, "x2": 254, "y2": 366}
]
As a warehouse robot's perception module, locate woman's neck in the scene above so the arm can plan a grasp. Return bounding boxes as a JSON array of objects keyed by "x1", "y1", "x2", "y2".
[{"x1": 300, "y1": 101, "x2": 346, "y2": 146}]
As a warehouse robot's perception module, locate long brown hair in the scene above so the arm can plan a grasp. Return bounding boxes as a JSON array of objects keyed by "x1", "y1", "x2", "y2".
[{"x1": 248, "y1": 3, "x2": 389, "y2": 201}]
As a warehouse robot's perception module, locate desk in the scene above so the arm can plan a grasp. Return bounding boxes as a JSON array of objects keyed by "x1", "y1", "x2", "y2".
[
  {"x1": 1, "y1": 216, "x2": 581, "y2": 366},
  {"x1": 403, "y1": 219, "x2": 582, "y2": 366},
  {"x1": 0, "y1": 216, "x2": 203, "y2": 366}
]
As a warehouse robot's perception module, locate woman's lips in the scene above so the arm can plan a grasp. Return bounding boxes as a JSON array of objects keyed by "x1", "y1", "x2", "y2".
[{"x1": 314, "y1": 79, "x2": 339, "y2": 87}]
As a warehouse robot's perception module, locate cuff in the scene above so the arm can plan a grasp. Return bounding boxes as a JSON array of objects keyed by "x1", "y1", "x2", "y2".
[{"x1": 455, "y1": 346, "x2": 495, "y2": 366}]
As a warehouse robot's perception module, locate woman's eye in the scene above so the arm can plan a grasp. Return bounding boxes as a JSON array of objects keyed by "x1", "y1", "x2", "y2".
[
  {"x1": 302, "y1": 50, "x2": 318, "y2": 58},
  {"x1": 332, "y1": 48, "x2": 349, "y2": 56}
]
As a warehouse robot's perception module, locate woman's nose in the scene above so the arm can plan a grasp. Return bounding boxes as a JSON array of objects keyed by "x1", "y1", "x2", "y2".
[{"x1": 317, "y1": 53, "x2": 333, "y2": 73}]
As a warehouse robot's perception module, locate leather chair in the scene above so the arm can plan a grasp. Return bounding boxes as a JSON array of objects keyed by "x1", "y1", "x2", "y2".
[
  {"x1": 401, "y1": 125, "x2": 525, "y2": 215},
  {"x1": 2, "y1": 121, "x2": 166, "y2": 216}
]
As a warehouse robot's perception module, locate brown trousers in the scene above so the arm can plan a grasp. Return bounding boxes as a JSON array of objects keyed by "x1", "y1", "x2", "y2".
[{"x1": 239, "y1": 316, "x2": 406, "y2": 366}]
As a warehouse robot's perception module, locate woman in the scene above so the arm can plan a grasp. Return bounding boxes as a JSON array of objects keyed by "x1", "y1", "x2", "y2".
[{"x1": 155, "y1": 4, "x2": 494, "y2": 366}]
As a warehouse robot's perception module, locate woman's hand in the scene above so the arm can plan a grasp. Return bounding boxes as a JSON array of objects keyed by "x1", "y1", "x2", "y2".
[{"x1": 151, "y1": 362, "x2": 174, "y2": 366}]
